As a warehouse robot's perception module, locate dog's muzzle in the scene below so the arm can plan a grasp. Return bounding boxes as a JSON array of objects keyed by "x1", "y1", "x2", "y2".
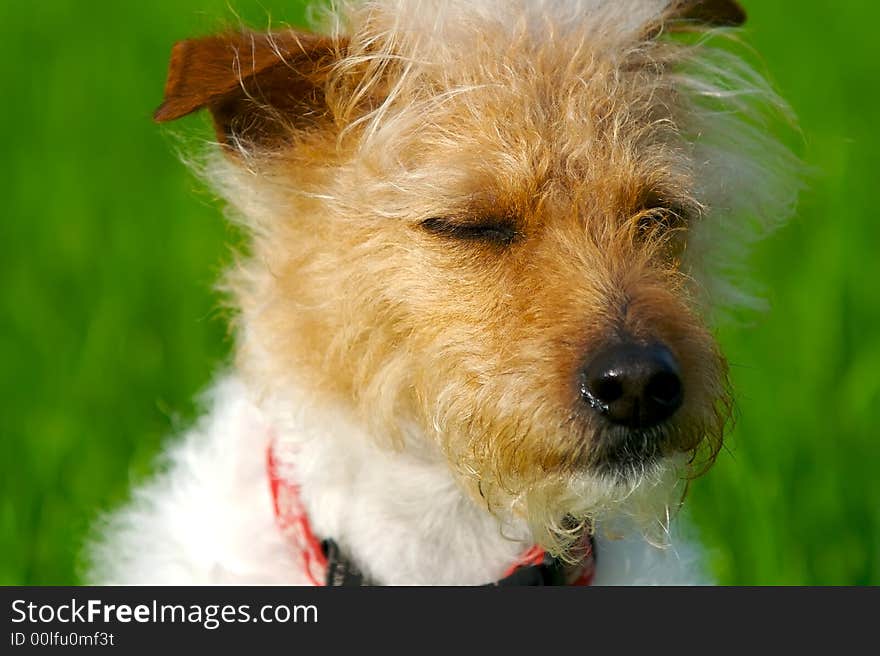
[{"x1": 579, "y1": 339, "x2": 684, "y2": 469}]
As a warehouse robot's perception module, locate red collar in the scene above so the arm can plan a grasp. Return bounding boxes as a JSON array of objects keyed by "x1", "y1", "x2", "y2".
[{"x1": 267, "y1": 444, "x2": 595, "y2": 586}]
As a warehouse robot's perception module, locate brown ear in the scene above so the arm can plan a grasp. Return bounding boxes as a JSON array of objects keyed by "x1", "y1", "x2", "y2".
[
  {"x1": 669, "y1": 0, "x2": 747, "y2": 27},
  {"x1": 154, "y1": 29, "x2": 346, "y2": 147}
]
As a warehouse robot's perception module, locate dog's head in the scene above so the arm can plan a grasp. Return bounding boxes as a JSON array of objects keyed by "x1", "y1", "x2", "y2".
[{"x1": 157, "y1": 0, "x2": 798, "y2": 552}]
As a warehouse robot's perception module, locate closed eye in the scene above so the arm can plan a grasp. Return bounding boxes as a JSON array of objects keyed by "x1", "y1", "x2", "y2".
[
  {"x1": 420, "y1": 217, "x2": 519, "y2": 246},
  {"x1": 635, "y1": 205, "x2": 687, "y2": 234},
  {"x1": 633, "y1": 189, "x2": 693, "y2": 236}
]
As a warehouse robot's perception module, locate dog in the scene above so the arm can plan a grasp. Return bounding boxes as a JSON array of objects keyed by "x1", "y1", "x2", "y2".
[{"x1": 88, "y1": 0, "x2": 799, "y2": 585}]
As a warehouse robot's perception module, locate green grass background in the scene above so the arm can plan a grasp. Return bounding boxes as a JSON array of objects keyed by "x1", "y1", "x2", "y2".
[{"x1": 1, "y1": 0, "x2": 877, "y2": 585}]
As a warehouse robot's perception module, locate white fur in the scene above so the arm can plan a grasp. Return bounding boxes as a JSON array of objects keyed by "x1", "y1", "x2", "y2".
[
  {"x1": 88, "y1": 375, "x2": 708, "y2": 585},
  {"x1": 87, "y1": 378, "x2": 302, "y2": 584}
]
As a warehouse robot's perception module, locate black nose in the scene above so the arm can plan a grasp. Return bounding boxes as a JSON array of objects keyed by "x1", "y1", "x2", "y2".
[{"x1": 580, "y1": 342, "x2": 683, "y2": 429}]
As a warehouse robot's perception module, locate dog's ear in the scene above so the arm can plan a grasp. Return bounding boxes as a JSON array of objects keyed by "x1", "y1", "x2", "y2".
[
  {"x1": 154, "y1": 29, "x2": 346, "y2": 148},
  {"x1": 667, "y1": 0, "x2": 747, "y2": 27},
  {"x1": 639, "y1": 1, "x2": 745, "y2": 44}
]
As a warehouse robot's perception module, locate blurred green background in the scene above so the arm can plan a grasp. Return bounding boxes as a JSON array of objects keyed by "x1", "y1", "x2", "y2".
[{"x1": 1, "y1": 0, "x2": 877, "y2": 585}]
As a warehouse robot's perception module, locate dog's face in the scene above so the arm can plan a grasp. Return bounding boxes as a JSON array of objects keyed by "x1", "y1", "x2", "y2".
[{"x1": 158, "y1": 0, "x2": 796, "y2": 550}]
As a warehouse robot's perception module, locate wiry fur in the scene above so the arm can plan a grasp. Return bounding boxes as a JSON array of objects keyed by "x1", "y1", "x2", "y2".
[{"x1": 88, "y1": 0, "x2": 798, "y2": 584}]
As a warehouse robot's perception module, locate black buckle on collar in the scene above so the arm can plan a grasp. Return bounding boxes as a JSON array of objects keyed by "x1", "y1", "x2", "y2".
[
  {"x1": 322, "y1": 538, "x2": 592, "y2": 587},
  {"x1": 487, "y1": 552, "x2": 568, "y2": 587},
  {"x1": 322, "y1": 539, "x2": 370, "y2": 586}
]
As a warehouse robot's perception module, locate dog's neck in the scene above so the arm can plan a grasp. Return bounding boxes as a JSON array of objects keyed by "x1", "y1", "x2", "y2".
[{"x1": 261, "y1": 380, "x2": 531, "y2": 585}]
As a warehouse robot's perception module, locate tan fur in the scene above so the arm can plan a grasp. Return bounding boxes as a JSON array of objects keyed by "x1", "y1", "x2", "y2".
[{"x1": 158, "y1": 0, "x2": 798, "y2": 556}]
